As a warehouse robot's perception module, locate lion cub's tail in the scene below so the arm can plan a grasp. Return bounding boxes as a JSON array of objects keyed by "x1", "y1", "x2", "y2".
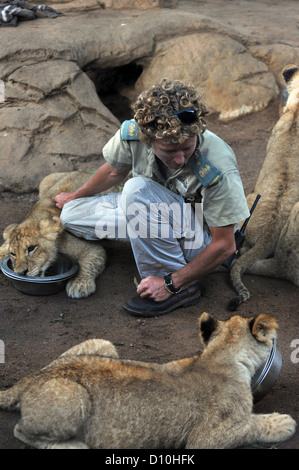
[{"x1": 0, "y1": 377, "x2": 31, "y2": 411}]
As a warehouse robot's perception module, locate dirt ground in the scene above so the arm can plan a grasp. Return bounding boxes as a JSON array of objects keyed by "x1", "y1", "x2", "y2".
[{"x1": 0, "y1": 1, "x2": 298, "y2": 451}]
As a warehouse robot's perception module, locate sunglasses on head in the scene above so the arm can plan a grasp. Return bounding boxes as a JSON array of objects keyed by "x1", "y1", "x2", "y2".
[
  {"x1": 170, "y1": 109, "x2": 198, "y2": 124},
  {"x1": 151, "y1": 109, "x2": 198, "y2": 127}
]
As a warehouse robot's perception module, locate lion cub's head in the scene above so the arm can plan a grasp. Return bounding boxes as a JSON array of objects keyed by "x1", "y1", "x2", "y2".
[
  {"x1": 282, "y1": 64, "x2": 299, "y2": 113},
  {"x1": 3, "y1": 216, "x2": 63, "y2": 277},
  {"x1": 199, "y1": 312, "x2": 278, "y2": 376}
]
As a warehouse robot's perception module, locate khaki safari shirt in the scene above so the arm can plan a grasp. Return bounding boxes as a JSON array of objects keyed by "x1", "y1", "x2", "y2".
[{"x1": 102, "y1": 123, "x2": 250, "y2": 228}]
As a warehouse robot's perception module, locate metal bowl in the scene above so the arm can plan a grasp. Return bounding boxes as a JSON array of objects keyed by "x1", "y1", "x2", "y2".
[
  {"x1": 1, "y1": 254, "x2": 78, "y2": 296},
  {"x1": 251, "y1": 338, "x2": 282, "y2": 403}
]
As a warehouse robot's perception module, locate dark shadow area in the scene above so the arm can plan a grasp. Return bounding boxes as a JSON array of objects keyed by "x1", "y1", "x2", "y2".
[{"x1": 84, "y1": 62, "x2": 143, "y2": 122}]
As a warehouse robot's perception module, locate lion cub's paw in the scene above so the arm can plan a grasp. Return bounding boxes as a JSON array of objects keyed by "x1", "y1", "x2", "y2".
[
  {"x1": 66, "y1": 277, "x2": 96, "y2": 299},
  {"x1": 264, "y1": 413, "x2": 296, "y2": 442}
]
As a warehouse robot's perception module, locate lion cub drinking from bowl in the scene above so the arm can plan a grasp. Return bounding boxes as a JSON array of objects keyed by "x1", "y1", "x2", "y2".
[
  {"x1": 0, "y1": 313, "x2": 296, "y2": 449},
  {"x1": 0, "y1": 171, "x2": 106, "y2": 298}
]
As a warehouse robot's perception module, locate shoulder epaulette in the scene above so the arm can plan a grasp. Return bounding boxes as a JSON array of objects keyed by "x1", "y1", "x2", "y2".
[
  {"x1": 120, "y1": 120, "x2": 140, "y2": 141},
  {"x1": 188, "y1": 153, "x2": 222, "y2": 188}
]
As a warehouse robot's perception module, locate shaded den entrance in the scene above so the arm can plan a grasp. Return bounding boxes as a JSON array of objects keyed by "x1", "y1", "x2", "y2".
[{"x1": 84, "y1": 62, "x2": 143, "y2": 123}]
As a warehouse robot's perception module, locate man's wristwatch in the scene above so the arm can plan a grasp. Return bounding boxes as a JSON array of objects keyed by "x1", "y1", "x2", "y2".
[{"x1": 163, "y1": 273, "x2": 182, "y2": 294}]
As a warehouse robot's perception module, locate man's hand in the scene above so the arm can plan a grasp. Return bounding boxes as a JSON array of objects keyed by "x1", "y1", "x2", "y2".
[
  {"x1": 137, "y1": 275, "x2": 172, "y2": 302},
  {"x1": 53, "y1": 192, "x2": 76, "y2": 209},
  {"x1": 53, "y1": 162, "x2": 130, "y2": 210}
]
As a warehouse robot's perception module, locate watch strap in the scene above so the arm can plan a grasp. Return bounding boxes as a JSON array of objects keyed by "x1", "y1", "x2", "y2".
[{"x1": 163, "y1": 273, "x2": 182, "y2": 294}]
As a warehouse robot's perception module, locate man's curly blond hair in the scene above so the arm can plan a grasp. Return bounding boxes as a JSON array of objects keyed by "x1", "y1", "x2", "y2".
[{"x1": 132, "y1": 78, "x2": 208, "y2": 145}]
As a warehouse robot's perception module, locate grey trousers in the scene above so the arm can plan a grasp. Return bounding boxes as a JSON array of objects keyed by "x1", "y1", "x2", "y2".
[{"x1": 60, "y1": 177, "x2": 211, "y2": 278}]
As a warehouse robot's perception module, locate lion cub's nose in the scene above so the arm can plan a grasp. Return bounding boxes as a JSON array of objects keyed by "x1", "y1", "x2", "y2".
[{"x1": 15, "y1": 267, "x2": 28, "y2": 276}]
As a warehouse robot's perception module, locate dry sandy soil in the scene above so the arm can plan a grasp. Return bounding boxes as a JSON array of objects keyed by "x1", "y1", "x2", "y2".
[{"x1": 0, "y1": 0, "x2": 298, "y2": 451}]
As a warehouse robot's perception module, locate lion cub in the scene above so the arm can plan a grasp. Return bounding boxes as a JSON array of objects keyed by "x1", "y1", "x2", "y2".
[
  {"x1": 0, "y1": 313, "x2": 296, "y2": 449},
  {"x1": 0, "y1": 171, "x2": 106, "y2": 298},
  {"x1": 229, "y1": 64, "x2": 299, "y2": 310}
]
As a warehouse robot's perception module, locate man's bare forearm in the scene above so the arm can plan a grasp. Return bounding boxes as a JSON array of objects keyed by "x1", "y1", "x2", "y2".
[
  {"x1": 73, "y1": 163, "x2": 129, "y2": 198},
  {"x1": 137, "y1": 225, "x2": 236, "y2": 302},
  {"x1": 171, "y1": 225, "x2": 236, "y2": 289},
  {"x1": 54, "y1": 163, "x2": 130, "y2": 208}
]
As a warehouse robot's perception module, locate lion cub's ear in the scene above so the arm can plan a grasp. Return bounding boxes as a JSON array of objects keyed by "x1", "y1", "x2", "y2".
[
  {"x1": 199, "y1": 312, "x2": 219, "y2": 345},
  {"x1": 249, "y1": 314, "x2": 278, "y2": 346},
  {"x1": 39, "y1": 216, "x2": 64, "y2": 240},
  {"x1": 282, "y1": 64, "x2": 299, "y2": 85},
  {"x1": 3, "y1": 223, "x2": 18, "y2": 240}
]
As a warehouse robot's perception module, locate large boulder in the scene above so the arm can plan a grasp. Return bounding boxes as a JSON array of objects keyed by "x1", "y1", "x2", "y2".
[
  {"x1": 0, "y1": 60, "x2": 120, "y2": 192},
  {"x1": 0, "y1": 3, "x2": 297, "y2": 192},
  {"x1": 135, "y1": 33, "x2": 279, "y2": 121},
  {"x1": 249, "y1": 43, "x2": 299, "y2": 88}
]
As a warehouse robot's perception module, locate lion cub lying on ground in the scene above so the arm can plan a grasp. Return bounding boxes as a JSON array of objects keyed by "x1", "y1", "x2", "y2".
[
  {"x1": 229, "y1": 64, "x2": 299, "y2": 310},
  {"x1": 0, "y1": 313, "x2": 296, "y2": 449},
  {"x1": 0, "y1": 171, "x2": 106, "y2": 298}
]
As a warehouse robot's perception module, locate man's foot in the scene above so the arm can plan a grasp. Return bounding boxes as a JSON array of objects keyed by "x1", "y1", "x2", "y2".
[{"x1": 123, "y1": 281, "x2": 204, "y2": 317}]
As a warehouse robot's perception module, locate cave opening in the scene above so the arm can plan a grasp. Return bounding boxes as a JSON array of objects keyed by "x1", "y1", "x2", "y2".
[{"x1": 84, "y1": 62, "x2": 143, "y2": 123}]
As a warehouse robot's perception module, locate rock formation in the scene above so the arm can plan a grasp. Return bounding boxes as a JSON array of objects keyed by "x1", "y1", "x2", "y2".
[{"x1": 0, "y1": 0, "x2": 298, "y2": 192}]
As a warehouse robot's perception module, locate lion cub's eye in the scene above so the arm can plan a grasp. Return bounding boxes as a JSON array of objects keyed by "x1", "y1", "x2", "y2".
[
  {"x1": 27, "y1": 245, "x2": 37, "y2": 254},
  {"x1": 10, "y1": 251, "x2": 16, "y2": 257}
]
